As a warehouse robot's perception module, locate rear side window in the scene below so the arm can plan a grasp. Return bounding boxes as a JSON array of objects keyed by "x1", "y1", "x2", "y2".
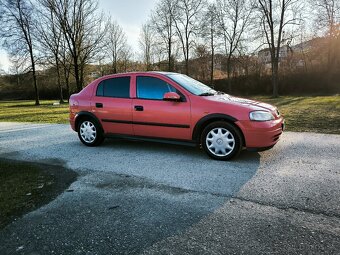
[
  {"x1": 96, "y1": 77, "x2": 130, "y2": 98},
  {"x1": 137, "y1": 76, "x2": 176, "y2": 100}
]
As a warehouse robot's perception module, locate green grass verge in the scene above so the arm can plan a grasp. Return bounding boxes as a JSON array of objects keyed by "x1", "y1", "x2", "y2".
[
  {"x1": 0, "y1": 159, "x2": 77, "y2": 229},
  {"x1": 0, "y1": 96, "x2": 339, "y2": 134},
  {"x1": 0, "y1": 100, "x2": 69, "y2": 123},
  {"x1": 251, "y1": 96, "x2": 340, "y2": 134}
]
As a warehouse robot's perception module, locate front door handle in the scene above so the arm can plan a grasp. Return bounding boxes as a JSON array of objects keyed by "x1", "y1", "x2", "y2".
[
  {"x1": 96, "y1": 103, "x2": 103, "y2": 108},
  {"x1": 134, "y1": 105, "x2": 144, "y2": 111}
]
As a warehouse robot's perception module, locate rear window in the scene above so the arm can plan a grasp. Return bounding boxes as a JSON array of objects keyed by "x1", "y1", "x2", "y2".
[{"x1": 96, "y1": 77, "x2": 130, "y2": 98}]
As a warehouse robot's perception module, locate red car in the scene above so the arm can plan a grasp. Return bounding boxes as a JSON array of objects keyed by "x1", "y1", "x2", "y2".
[{"x1": 69, "y1": 72, "x2": 284, "y2": 160}]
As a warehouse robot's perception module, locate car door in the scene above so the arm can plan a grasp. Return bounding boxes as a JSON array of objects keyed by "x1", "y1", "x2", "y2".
[
  {"x1": 92, "y1": 76, "x2": 133, "y2": 135},
  {"x1": 132, "y1": 75, "x2": 191, "y2": 140}
]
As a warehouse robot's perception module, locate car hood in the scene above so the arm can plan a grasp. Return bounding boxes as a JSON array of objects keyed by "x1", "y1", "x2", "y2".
[{"x1": 207, "y1": 94, "x2": 277, "y2": 113}]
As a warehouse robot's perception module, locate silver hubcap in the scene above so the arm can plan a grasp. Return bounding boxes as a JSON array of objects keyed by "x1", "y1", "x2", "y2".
[
  {"x1": 206, "y1": 128, "x2": 235, "y2": 157},
  {"x1": 80, "y1": 121, "x2": 97, "y2": 143}
]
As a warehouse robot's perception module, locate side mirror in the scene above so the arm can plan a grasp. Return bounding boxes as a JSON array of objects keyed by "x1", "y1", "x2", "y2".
[{"x1": 163, "y1": 92, "x2": 181, "y2": 101}]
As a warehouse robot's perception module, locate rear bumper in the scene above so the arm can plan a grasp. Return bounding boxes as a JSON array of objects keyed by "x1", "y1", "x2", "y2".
[
  {"x1": 70, "y1": 119, "x2": 76, "y2": 131},
  {"x1": 237, "y1": 117, "x2": 284, "y2": 149},
  {"x1": 69, "y1": 112, "x2": 76, "y2": 131}
]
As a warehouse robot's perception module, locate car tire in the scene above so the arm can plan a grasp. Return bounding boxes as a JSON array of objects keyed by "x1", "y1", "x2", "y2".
[
  {"x1": 77, "y1": 118, "x2": 104, "y2": 147},
  {"x1": 201, "y1": 121, "x2": 242, "y2": 160}
]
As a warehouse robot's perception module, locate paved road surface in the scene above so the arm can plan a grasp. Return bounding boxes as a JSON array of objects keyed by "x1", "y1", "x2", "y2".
[{"x1": 0, "y1": 122, "x2": 339, "y2": 254}]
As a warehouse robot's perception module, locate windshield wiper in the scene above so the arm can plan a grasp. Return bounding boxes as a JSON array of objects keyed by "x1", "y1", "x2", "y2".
[{"x1": 199, "y1": 92, "x2": 216, "y2": 96}]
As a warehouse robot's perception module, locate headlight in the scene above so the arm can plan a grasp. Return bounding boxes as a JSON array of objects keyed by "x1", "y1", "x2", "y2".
[{"x1": 249, "y1": 111, "x2": 274, "y2": 121}]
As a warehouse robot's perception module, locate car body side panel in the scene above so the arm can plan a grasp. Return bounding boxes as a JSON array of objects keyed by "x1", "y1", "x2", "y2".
[
  {"x1": 132, "y1": 73, "x2": 192, "y2": 140},
  {"x1": 69, "y1": 94, "x2": 93, "y2": 131},
  {"x1": 188, "y1": 95, "x2": 284, "y2": 148},
  {"x1": 132, "y1": 99, "x2": 192, "y2": 140},
  {"x1": 92, "y1": 97, "x2": 133, "y2": 135},
  {"x1": 90, "y1": 76, "x2": 134, "y2": 135}
]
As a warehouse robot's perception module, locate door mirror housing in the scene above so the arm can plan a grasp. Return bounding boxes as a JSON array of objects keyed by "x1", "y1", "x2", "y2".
[{"x1": 163, "y1": 92, "x2": 181, "y2": 101}]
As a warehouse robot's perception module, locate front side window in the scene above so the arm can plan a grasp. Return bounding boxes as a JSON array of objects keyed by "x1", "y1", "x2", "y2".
[
  {"x1": 96, "y1": 77, "x2": 130, "y2": 98},
  {"x1": 166, "y1": 73, "x2": 216, "y2": 96},
  {"x1": 136, "y1": 76, "x2": 176, "y2": 100}
]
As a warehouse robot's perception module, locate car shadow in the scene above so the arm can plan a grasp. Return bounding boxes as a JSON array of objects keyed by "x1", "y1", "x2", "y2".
[
  {"x1": 102, "y1": 138, "x2": 259, "y2": 162},
  {"x1": 97, "y1": 138, "x2": 260, "y2": 195}
]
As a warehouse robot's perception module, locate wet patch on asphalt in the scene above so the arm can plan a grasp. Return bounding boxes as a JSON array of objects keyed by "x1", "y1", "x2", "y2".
[
  {"x1": 0, "y1": 170, "x2": 231, "y2": 255},
  {"x1": 0, "y1": 158, "x2": 78, "y2": 229}
]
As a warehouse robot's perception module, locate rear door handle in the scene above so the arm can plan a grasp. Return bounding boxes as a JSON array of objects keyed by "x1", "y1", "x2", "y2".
[
  {"x1": 134, "y1": 105, "x2": 144, "y2": 111},
  {"x1": 96, "y1": 103, "x2": 103, "y2": 108}
]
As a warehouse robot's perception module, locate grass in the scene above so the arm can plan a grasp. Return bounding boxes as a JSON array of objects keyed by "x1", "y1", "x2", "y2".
[
  {"x1": 250, "y1": 95, "x2": 340, "y2": 134},
  {"x1": 0, "y1": 159, "x2": 77, "y2": 229},
  {"x1": 0, "y1": 96, "x2": 339, "y2": 134},
  {"x1": 0, "y1": 100, "x2": 69, "y2": 123}
]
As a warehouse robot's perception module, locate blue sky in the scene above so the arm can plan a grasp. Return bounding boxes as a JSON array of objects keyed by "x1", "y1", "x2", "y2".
[{"x1": 0, "y1": 0, "x2": 158, "y2": 72}]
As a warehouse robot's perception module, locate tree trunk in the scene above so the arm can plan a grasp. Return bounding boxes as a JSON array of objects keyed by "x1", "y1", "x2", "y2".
[
  {"x1": 62, "y1": 63, "x2": 71, "y2": 101},
  {"x1": 226, "y1": 57, "x2": 232, "y2": 93},
  {"x1": 16, "y1": 73, "x2": 20, "y2": 88},
  {"x1": 168, "y1": 39, "x2": 172, "y2": 72},
  {"x1": 74, "y1": 58, "x2": 82, "y2": 92},
  {"x1": 80, "y1": 64, "x2": 85, "y2": 90},
  {"x1": 55, "y1": 57, "x2": 64, "y2": 104},
  {"x1": 65, "y1": 75, "x2": 70, "y2": 101},
  {"x1": 326, "y1": 37, "x2": 334, "y2": 88},
  {"x1": 210, "y1": 36, "x2": 214, "y2": 87},
  {"x1": 185, "y1": 39, "x2": 189, "y2": 75},
  {"x1": 272, "y1": 60, "x2": 279, "y2": 98},
  {"x1": 32, "y1": 69, "x2": 39, "y2": 106},
  {"x1": 29, "y1": 49, "x2": 39, "y2": 105},
  {"x1": 185, "y1": 58, "x2": 189, "y2": 75},
  {"x1": 113, "y1": 54, "x2": 117, "y2": 74}
]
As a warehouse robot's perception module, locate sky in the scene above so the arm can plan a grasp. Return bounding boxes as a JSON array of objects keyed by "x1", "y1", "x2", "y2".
[
  {"x1": 98, "y1": 0, "x2": 158, "y2": 52},
  {"x1": 0, "y1": 0, "x2": 158, "y2": 72}
]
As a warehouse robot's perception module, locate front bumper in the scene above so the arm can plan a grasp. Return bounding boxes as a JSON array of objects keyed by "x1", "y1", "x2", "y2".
[{"x1": 237, "y1": 117, "x2": 284, "y2": 149}]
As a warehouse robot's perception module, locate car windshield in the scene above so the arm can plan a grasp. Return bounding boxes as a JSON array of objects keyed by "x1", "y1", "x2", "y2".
[{"x1": 167, "y1": 73, "x2": 217, "y2": 96}]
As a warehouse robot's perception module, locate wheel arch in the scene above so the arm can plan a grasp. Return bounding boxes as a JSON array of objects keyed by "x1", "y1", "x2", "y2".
[
  {"x1": 192, "y1": 114, "x2": 246, "y2": 147},
  {"x1": 75, "y1": 111, "x2": 103, "y2": 132}
]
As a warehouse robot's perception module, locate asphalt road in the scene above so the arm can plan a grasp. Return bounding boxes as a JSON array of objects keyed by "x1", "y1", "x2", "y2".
[{"x1": 0, "y1": 122, "x2": 339, "y2": 254}]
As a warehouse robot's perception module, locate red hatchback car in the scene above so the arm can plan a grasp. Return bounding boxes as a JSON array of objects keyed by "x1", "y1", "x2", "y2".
[{"x1": 69, "y1": 72, "x2": 284, "y2": 160}]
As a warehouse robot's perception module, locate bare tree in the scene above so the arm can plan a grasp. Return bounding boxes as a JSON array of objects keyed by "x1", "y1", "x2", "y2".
[
  {"x1": 217, "y1": 0, "x2": 253, "y2": 93},
  {"x1": 200, "y1": 3, "x2": 219, "y2": 86},
  {"x1": 58, "y1": 37, "x2": 72, "y2": 99},
  {"x1": 9, "y1": 56, "x2": 25, "y2": 88},
  {"x1": 313, "y1": 0, "x2": 340, "y2": 36},
  {"x1": 37, "y1": 0, "x2": 65, "y2": 103},
  {"x1": 139, "y1": 23, "x2": 155, "y2": 71},
  {"x1": 311, "y1": 0, "x2": 340, "y2": 82},
  {"x1": 172, "y1": 0, "x2": 203, "y2": 75},
  {"x1": 105, "y1": 19, "x2": 128, "y2": 74},
  {"x1": 150, "y1": 0, "x2": 177, "y2": 71},
  {"x1": 50, "y1": 0, "x2": 107, "y2": 92},
  {"x1": 257, "y1": 0, "x2": 301, "y2": 97},
  {"x1": 193, "y1": 44, "x2": 210, "y2": 80},
  {"x1": 120, "y1": 45, "x2": 132, "y2": 72},
  {"x1": 0, "y1": 0, "x2": 40, "y2": 105}
]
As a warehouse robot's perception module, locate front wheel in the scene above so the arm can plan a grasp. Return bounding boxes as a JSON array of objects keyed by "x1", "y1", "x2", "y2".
[
  {"x1": 78, "y1": 119, "x2": 104, "y2": 146},
  {"x1": 201, "y1": 121, "x2": 242, "y2": 160}
]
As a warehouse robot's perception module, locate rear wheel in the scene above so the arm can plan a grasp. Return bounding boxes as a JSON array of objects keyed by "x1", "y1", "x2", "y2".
[
  {"x1": 77, "y1": 119, "x2": 104, "y2": 146},
  {"x1": 201, "y1": 121, "x2": 242, "y2": 160}
]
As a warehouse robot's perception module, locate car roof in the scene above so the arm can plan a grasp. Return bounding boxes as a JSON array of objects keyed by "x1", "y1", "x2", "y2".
[{"x1": 99, "y1": 71, "x2": 180, "y2": 78}]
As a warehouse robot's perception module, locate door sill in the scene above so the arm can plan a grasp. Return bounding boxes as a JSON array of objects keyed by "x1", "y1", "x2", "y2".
[{"x1": 105, "y1": 133, "x2": 198, "y2": 147}]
